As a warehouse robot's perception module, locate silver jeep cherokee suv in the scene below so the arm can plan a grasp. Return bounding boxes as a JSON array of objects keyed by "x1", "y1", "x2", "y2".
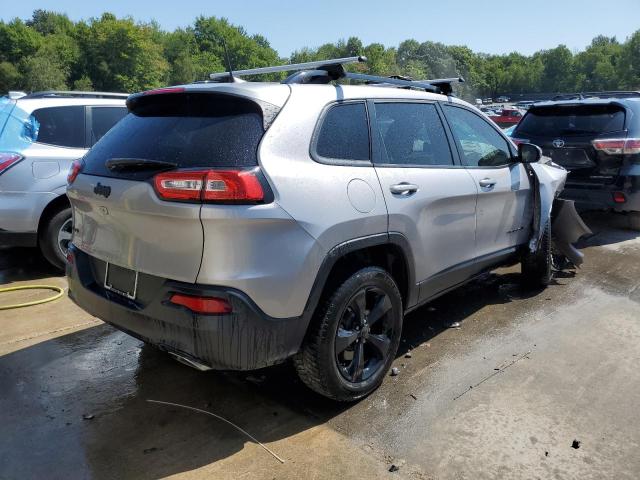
[
  {"x1": 0, "y1": 91, "x2": 127, "y2": 269},
  {"x1": 66, "y1": 58, "x2": 584, "y2": 401}
]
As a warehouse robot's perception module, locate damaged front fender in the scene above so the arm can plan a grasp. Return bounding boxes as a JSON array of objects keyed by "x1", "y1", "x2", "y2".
[{"x1": 526, "y1": 160, "x2": 591, "y2": 267}]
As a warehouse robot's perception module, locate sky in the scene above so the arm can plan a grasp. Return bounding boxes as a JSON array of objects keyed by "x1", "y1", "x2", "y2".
[{"x1": 2, "y1": 0, "x2": 639, "y2": 57}]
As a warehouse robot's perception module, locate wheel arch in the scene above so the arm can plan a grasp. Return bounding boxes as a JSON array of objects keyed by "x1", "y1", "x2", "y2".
[
  {"x1": 301, "y1": 233, "x2": 417, "y2": 325},
  {"x1": 37, "y1": 193, "x2": 70, "y2": 241}
]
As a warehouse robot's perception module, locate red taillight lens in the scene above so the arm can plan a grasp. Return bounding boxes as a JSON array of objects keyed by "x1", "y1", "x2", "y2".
[
  {"x1": 154, "y1": 170, "x2": 206, "y2": 201},
  {"x1": 153, "y1": 169, "x2": 265, "y2": 203},
  {"x1": 613, "y1": 191, "x2": 627, "y2": 204},
  {"x1": 67, "y1": 159, "x2": 84, "y2": 184},
  {"x1": 0, "y1": 152, "x2": 23, "y2": 175},
  {"x1": 203, "y1": 170, "x2": 264, "y2": 202},
  {"x1": 169, "y1": 293, "x2": 232, "y2": 314},
  {"x1": 592, "y1": 138, "x2": 640, "y2": 155},
  {"x1": 511, "y1": 137, "x2": 530, "y2": 146}
]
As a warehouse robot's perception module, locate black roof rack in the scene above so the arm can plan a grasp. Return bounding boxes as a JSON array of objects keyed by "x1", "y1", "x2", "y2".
[
  {"x1": 23, "y1": 91, "x2": 129, "y2": 100},
  {"x1": 208, "y1": 56, "x2": 464, "y2": 95},
  {"x1": 552, "y1": 91, "x2": 640, "y2": 101}
]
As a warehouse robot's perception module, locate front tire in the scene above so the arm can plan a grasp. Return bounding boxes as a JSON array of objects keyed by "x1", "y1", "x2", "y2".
[
  {"x1": 521, "y1": 222, "x2": 552, "y2": 288},
  {"x1": 39, "y1": 206, "x2": 72, "y2": 270},
  {"x1": 294, "y1": 267, "x2": 403, "y2": 402}
]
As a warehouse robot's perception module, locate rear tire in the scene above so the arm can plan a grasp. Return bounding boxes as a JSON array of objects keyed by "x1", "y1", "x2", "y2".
[
  {"x1": 294, "y1": 267, "x2": 403, "y2": 402},
  {"x1": 521, "y1": 222, "x2": 552, "y2": 288},
  {"x1": 39, "y1": 206, "x2": 72, "y2": 271}
]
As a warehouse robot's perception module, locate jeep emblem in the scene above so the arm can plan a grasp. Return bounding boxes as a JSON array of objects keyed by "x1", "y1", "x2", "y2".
[
  {"x1": 552, "y1": 139, "x2": 565, "y2": 148},
  {"x1": 94, "y1": 182, "x2": 111, "y2": 198}
]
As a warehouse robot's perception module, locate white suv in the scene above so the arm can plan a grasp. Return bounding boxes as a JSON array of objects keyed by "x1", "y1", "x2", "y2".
[{"x1": 0, "y1": 91, "x2": 127, "y2": 268}]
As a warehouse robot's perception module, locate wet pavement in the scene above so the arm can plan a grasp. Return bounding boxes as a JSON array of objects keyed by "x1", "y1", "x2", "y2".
[{"x1": 1, "y1": 212, "x2": 639, "y2": 479}]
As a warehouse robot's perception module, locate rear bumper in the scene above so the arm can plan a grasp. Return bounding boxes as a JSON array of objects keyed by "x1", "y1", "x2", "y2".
[
  {"x1": 66, "y1": 245, "x2": 309, "y2": 370},
  {"x1": 561, "y1": 183, "x2": 640, "y2": 213}
]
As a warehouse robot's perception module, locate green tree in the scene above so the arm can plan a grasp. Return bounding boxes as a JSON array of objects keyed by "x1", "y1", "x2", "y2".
[
  {"x1": 20, "y1": 52, "x2": 67, "y2": 90},
  {"x1": 0, "y1": 61, "x2": 21, "y2": 92},
  {"x1": 0, "y1": 19, "x2": 42, "y2": 63}
]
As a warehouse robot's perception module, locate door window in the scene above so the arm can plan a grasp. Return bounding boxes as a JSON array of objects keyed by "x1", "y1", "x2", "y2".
[
  {"x1": 374, "y1": 102, "x2": 453, "y2": 166},
  {"x1": 31, "y1": 106, "x2": 85, "y2": 148},
  {"x1": 90, "y1": 106, "x2": 128, "y2": 145},
  {"x1": 443, "y1": 105, "x2": 512, "y2": 167},
  {"x1": 314, "y1": 102, "x2": 370, "y2": 162}
]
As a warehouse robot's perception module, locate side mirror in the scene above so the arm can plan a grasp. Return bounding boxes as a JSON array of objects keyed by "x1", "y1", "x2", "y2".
[{"x1": 518, "y1": 143, "x2": 542, "y2": 163}]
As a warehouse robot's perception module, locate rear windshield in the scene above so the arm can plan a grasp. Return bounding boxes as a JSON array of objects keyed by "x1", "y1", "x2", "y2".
[
  {"x1": 82, "y1": 93, "x2": 264, "y2": 179},
  {"x1": 517, "y1": 104, "x2": 625, "y2": 137}
]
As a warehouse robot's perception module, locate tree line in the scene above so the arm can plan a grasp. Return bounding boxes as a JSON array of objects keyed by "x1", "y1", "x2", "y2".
[{"x1": 1, "y1": 10, "x2": 638, "y2": 100}]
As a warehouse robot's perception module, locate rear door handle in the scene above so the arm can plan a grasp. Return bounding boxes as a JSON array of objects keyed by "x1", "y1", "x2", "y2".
[
  {"x1": 479, "y1": 178, "x2": 497, "y2": 188},
  {"x1": 390, "y1": 183, "x2": 419, "y2": 195}
]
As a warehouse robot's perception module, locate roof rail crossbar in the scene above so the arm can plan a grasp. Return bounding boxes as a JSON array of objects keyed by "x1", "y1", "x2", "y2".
[
  {"x1": 208, "y1": 56, "x2": 465, "y2": 95},
  {"x1": 344, "y1": 72, "x2": 439, "y2": 93},
  {"x1": 24, "y1": 91, "x2": 129, "y2": 99},
  {"x1": 209, "y1": 56, "x2": 367, "y2": 80}
]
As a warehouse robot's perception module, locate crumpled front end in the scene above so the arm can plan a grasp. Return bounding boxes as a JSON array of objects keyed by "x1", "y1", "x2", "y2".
[{"x1": 527, "y1": 160, "x2": 591, "y2": 266}]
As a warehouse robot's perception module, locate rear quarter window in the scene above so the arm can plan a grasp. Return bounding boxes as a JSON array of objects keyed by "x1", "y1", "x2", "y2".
[
  {"x1": 517, "y1": 104, "x2": 626, "y2": 137},
  {"x1": 313, "y1": 102, "x2": 370, "y2": 163}
]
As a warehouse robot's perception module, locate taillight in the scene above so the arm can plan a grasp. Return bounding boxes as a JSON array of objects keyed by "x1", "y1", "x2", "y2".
[
  {"x1": 592, "y1": 138, "x2": 640, "y2": 155},
  {"x1": 613, "y1": 191, "x2": 627, "y2": 204},
  {"x1": 511, "y1": 137, "x2": 530, "y2": 146},
  {"x1": 169, "y1": 293, "x2": 232, "y2": 314},
  {"x1": 67, "y1": 159, "x2": 84, "y2": 184},
  {"x1": 0, "y1": 152, "x2": 23, "y2": 175},
  {"x1": 153, "y1": 169, "x2": 265, "y2": 203}
]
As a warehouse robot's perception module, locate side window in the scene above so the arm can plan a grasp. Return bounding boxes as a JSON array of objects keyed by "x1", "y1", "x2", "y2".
[
  {"x1": 315, "y1": 102, "x2": 369, "y2": 162},
  {"x1": 31, "y1": 106, "x2": 85, "y2": 148},
  {"x1": 90, "y1": 107, "x2": 127, "y2": 145},
  {"x1": 443, "y1": 105, "x2": 512, "y2": 167},
  {"x1": 374, "y1": 102, "x2": 453, "y2": 166}
]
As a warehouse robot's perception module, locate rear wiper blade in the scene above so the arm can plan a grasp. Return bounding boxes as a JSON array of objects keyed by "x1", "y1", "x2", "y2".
[{"x1": 106, "y1": 158, "x2": 177, "y2": 172}]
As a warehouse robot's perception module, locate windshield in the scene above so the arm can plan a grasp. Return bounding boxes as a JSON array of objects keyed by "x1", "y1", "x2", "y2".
[{"x1": 517, "y1": 104, "x2": 625, "y2": 136}]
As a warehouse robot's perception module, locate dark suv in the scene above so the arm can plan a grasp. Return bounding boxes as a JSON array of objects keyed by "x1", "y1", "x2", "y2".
[{"x1": 511, "y1": 94, "x2": 640, "y2": 229}]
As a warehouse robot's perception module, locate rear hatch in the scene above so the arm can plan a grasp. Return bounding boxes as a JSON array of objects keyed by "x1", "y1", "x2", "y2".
[
  {"x1": 514, "y1": 103, "x2": 628, "y2": 185},
  {"x1": 67, "y1": 89, "x2": 275, "y2": 283}
]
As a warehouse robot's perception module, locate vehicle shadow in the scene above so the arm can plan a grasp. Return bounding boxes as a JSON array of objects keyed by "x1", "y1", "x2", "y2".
[
  {"x1": 576, "y1": 211, "x2": 640, "y2": 248},
  {"x1": 0, "y1": 246, "x2": 62, "y2": 284}
]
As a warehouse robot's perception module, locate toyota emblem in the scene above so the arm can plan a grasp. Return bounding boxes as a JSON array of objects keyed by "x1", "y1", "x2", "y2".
[{"x1": 552, "y1": 139, "x2": 565, "y2": 148}]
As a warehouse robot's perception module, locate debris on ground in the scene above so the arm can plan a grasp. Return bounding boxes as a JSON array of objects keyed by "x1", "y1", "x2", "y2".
[
  {"x1": 82, "y1": 414, "x2": 94, "y2": 420},
  {"x1": 143, "y1": 447, "x2": 158, "y2": 454},
  {"x1": 390, "y1": 367, "x2": 399, "y2": 376},
  {"x1": 409, "y1": 394, "x2": 417, "y2": 400},
  {"x1": 405, "y1": 352, "x2": 412, "y2": 358},
  {"x1": 545, "y1": 451, "x2": 549, "y2": 457},
  {"x1": 147, "y1": 399, "x2": 285, "y2": 463},
  {"x1": 572, "y1": 439, "x2": 581, "y2": 449},
  {"x1": 448, "y1": 322, "x2": 461, "y2": 329},
  {"x1": 388, "y1": 465, "x2": 400, "y2": 472}
]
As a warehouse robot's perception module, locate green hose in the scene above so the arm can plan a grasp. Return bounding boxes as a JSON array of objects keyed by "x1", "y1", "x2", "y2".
[{"x1": 0, "y1": 284, "x2": 65, "y2": 310}]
